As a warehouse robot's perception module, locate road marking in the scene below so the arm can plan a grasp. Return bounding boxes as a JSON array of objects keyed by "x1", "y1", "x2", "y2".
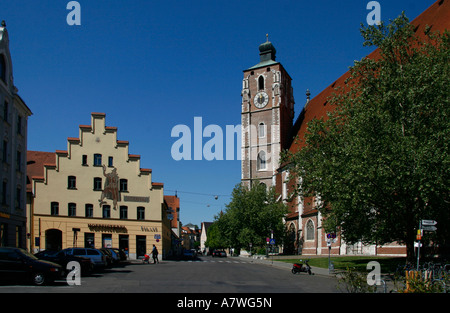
[{"x1": 177, "y1": 259, "x2": 251, "y2": 264}]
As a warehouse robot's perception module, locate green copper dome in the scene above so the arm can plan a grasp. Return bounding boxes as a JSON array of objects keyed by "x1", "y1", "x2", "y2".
[
  {"x1": 259, "y1": 40, "x2": 276, "y2": 56},
  {"x1": 259, "y1": 34, "x2": 276, "y2": 62},
  {"x1": 245, "y1": 35, "x2": 279, "y2": 71}
]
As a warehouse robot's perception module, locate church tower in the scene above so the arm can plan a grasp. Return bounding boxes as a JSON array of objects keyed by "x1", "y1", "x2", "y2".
[{"x1": 241, "y1": 37, "x2": 295, "y2": 188}]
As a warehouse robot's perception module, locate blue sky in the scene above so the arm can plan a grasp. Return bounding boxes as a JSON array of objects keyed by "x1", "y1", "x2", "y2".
[{"x1": 2, "y1": 0, "x2": 433, "y2": 227}]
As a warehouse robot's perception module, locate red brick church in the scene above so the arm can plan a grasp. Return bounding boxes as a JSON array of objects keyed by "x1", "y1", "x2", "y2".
[{"x1": 241, "y1": 0, "x2": 450, "y2": 256}]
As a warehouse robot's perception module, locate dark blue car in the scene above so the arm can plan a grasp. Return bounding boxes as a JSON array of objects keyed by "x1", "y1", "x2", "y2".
[{"x1": 0, "y1": 247, "x2": 63, "y2": 285}]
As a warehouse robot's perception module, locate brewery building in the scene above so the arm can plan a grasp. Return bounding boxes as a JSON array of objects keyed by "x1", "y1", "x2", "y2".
[{"x1": 26, "y1": 112, "x2": 172, "y2": 260}]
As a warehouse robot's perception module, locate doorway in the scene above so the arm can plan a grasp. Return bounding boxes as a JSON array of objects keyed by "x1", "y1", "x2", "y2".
[
  {"x1": 136, "y1": 235, "x2": 146, "y2": 259},
  {"x1": 45, "y1": 229, "x2": 62, "y2": 251},
  {"x1": 119, "y1": 234, "x2": 129, "y2": 258}
]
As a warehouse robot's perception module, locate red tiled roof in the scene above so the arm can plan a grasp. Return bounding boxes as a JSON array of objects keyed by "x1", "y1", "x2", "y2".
[
  {"x1": 26, "y1": 151, "x2": 56, "y2": 192},
  {"x1": 288, "y1": 0, "x2": 450, "y2": 154},
  {"x1": 284, "y1": 0, "x2": 450, "y2": 218}
]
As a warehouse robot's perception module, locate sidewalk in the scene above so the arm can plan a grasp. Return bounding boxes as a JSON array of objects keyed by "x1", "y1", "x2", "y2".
[
  {"x1": 238, "y1": 255, "x2": 397, "y2": 292},
  {"x1": 238, "y1": 255, "x2": 333, "y2": 277}
]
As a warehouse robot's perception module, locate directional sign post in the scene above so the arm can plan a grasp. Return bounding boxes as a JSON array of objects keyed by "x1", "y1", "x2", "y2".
[
  {"x1": 326, "y1": 233, "x2": 335, "y2": 273},
  {"x1": 269, "y1": 238, "x2": 276, "y2": 264},
  {"x1": 417, "y1": 220, "x2": 438, "y2": 270},
  {"x1": 417, "y1": 222, "x2": 422, "y2": 271},
  {"x1": 422, "y1": 225, "x2": 437, "y2": 232}
]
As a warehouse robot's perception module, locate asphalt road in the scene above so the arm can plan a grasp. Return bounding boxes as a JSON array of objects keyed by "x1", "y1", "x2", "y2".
[{"x1": 0, "y1": 255, "x2": 339, "y2": 293}]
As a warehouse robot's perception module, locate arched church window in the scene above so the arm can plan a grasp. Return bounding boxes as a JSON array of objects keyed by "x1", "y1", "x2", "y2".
[
  {"x1": 289, "y1": 223, "x2": 296, "y2": 241},
  {"x1": 258, "y1": 75, "x2": 264, "y2": 90},
  {"x1": 258, "y1": 122, "x2": 265, "y2": 138},
  {"x1": 306, "y1": 219, "x2": 315, "y2": 240},
  {"x1": 257, "y1": 151, "x2": 266, "y2": 170}
]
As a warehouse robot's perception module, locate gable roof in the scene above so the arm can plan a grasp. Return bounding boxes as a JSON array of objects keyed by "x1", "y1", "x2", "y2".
[
  {"x1": 201, "y1": 222, "x2": 213, "y2": 234},
  {"x1": 26, "y1": 151, "x2": 56, "y2": 193}
]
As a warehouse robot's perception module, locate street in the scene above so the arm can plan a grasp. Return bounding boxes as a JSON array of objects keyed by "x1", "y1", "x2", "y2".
[{"x1": 0, "y1": 255, "x2": 339, "y2": 293}]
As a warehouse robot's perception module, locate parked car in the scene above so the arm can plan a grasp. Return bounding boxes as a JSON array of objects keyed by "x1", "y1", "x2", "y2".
[
  {"x1": 35, "y1": 249, "x2": 93, "y2": 276},
  {"x1": 182, "y1": 249, "x2": 194, "y2": 260},
  {"x1": 99, "y1": 248, "x2": 113, "y2": 266},
  {"x1": 106, "y1": 248, "x2": 127, "y2": 263},
  {"x1": 0, "y1": 247, "x2": 63, "y2": 285},
  {"x1": 61, "y1": 248, "x2": 107, "y2": 268},
  {"x1": 212, "y1": 250, "x2": 227, "y2": 257}
]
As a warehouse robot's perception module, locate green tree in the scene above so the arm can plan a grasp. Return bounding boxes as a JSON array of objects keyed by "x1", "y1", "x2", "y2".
[
  {"x1": 204, "y1": 223, "x2": 227, "y2": 250},
  {"x1": 215, "y1": 183, "x2": 288, "y2": 253},
  {"x1": 282, "y1": 14, "x2": 449, "y2": 261}
]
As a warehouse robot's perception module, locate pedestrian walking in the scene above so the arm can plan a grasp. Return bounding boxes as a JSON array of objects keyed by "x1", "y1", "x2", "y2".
[{"x1": 152, "y1": 244, "x2": 159, "y2": 264}]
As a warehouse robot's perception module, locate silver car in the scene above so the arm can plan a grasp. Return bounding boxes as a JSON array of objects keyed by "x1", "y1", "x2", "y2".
[{"x1": 62, "y1": 248, "x2": 107, "y2": 268}]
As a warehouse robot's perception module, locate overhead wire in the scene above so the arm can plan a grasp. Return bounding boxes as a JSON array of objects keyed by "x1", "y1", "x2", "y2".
[{"x1": 165, "y1": 189, "x2": 231, "y2": 198}]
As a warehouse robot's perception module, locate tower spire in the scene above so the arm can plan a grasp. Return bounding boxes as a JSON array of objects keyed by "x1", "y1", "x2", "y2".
[{"x1": 258, "y1": 36, "x2": 276, "y2": 62}]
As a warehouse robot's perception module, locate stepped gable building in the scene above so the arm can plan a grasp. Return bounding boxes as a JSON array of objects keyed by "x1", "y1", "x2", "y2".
[
  {"x1": 0, "y1": 21, "x2": 33, "y2": 248},
  {"x1": 242, "y1": 0, "x2": 450, "y2": 256},
  {"x1": 26, "y1": 112, "x2": 171, "y2": 260}
]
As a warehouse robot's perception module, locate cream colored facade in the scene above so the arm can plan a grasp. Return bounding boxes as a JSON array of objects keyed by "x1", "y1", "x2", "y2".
[{"x1": 27, "y1": 113, "x2": 171, "y2": 260}]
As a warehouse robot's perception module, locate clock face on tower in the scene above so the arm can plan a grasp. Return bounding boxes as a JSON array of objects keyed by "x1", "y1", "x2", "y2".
[{"x1": 254, "y1": 91, "x2": 269, "y2": 108}]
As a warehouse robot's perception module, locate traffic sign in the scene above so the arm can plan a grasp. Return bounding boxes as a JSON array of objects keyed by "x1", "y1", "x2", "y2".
[
  {"x1": 269, "y1": 238, "x2": 276, "y2": 245},
  {"x1": 421, "y1": 220, "x2": 437, "y2": 226},
  {"x1": 422, "y1": 225, "x2": 437, "y2": 232}
]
